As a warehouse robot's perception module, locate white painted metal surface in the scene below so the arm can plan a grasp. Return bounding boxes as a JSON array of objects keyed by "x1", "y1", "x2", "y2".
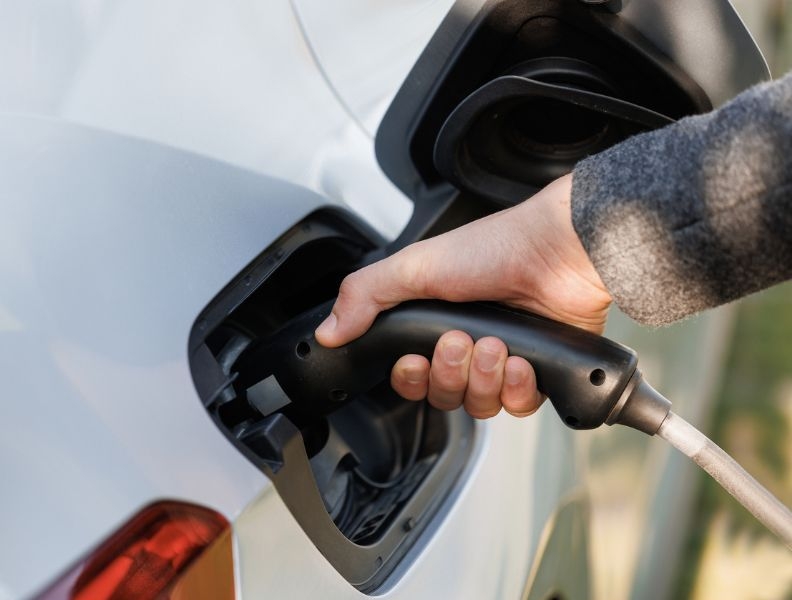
[
  {"x1": 0, "y1": 0, "x2": 412, "y2": 239},
  {"x1": 0, "y1": 116, "x2": 325, "y2": 599},
  {"x1": 291, "y1": 0, "x2": 456, "y2": 133}
]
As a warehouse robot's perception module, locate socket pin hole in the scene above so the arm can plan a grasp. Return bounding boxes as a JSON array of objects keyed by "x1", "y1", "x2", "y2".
[
  {"x1": 589, "y1": 368, "x2": 606, "y2": 386},
  {"x1": 565, "y1": 415, "x2": 580, "y2": 427},
  {"x1": 296, "y1": 341, "x2": 311, "y2": 359},
  {"x1": 330, "y1": 389, "x2": 348, "y2": 403}
]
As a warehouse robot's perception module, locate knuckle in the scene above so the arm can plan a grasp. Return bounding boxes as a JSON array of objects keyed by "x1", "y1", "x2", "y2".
[
  {"x1": 430, "y1": 370, "x2": 468, "y2": 394},
  {"x1": 467, "y1": 377, "x2": 500, "y2": 401},
  {"x1": 336, "y1": 272, "x2": 363, "y2": 303},
  {"x1": 465, "y1": 405, "x2": 501, "y2": 419},
  {"x1": 394, "y1": 249, "x2": 427, "y2": 296},
  {"x1": 428, "y1": 394, "x2": 463, "y2": 411},
  {"x1": 501, "y1": 385, "x2": 543, "y2": 415},
  {"x1": 397, "y1": 387, "x2": 428, "y2": 402},
  {"x1": 398, "y1": 242, "x2": 438, "y2": 296},
  {"x1": 464, "y1": 388, "x2": 502, "y2": 417}
]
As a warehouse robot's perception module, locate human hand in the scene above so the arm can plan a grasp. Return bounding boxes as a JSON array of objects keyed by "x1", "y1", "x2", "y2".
[{"x1": 315, "y1": 173, "x2": 612, "y2": 418}]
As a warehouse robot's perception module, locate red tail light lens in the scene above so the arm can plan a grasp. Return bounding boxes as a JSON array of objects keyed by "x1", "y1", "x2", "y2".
[{"x1": 36, "y1": 501, "x2": 234, "y2": 600}]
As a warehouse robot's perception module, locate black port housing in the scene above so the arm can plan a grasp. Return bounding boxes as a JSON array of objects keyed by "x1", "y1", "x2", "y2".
[
  {"x1": 376, "y1": 0, "x2": 712, "y2": 244},
  {"x1": 188, "y1": 208, "x2": 475, "y2": 592}
]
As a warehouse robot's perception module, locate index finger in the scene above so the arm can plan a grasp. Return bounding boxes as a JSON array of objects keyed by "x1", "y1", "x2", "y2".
[{"x1": 314, "y1": 244, "x2": 430, "y2": 347}]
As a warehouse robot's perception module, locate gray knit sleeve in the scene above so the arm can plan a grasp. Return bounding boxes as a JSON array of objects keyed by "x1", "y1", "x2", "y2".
[{"x1": 571, "y1": 72, "x2": 792, "y2": 326}]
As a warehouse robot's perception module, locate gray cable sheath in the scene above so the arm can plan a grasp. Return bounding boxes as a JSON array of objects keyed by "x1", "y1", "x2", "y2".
[{"x1": 657, "y1": 411, "x2": 792, "y2": 549}]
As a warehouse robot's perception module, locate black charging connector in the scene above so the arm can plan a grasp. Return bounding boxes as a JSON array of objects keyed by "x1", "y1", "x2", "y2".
[{"x1": 238, "y1": 299, "x2": 671, "y2": 434}]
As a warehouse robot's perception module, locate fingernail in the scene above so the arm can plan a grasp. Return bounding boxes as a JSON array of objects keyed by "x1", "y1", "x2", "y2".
[
  {"x1": 443, "y1": 343, "x2": 467, "y2": 365},
  {"x1": 477, "y1": 349, "x2": 500, "y2": 372},
  {"x1": 505, "y1": 367, "x2": 524, "y2": 386},
  {"x1": 403, "y1": 367, "x2": 424, "y2": 385},
  {"x1": 315, "y1": 313, "x2": 337, "y2": 338}
]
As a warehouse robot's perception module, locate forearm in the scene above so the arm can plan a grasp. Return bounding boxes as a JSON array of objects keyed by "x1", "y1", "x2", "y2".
[{"x1": 571, "y1": 72, "x2": 792, "y2": 326}]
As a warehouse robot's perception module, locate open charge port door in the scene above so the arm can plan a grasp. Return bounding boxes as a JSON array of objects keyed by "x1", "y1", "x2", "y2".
[{"x1": 188, "y1": 208, "x2": 475, "y2": 593}]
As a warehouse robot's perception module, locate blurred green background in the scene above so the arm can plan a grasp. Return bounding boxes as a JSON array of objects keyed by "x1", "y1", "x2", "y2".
[
  {"x1": 673, "y1": 287, "x2": 792, "y2": 600},
  {"x1": 579, "y1": 4, "x2": 792, "y2": 599},
  {"x1": 676, "y1": 3, "x2": 792, "y2": 599}
]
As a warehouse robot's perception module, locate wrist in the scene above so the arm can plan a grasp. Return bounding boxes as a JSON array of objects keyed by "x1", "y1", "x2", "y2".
[{"x1": 512, "y1": 174, "x2": 612, "y2": 332}]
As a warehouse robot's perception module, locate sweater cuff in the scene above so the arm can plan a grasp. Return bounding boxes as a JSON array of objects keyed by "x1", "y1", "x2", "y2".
[{"x1": 569, "y1": 72, "x2": 792, "y2": 326}]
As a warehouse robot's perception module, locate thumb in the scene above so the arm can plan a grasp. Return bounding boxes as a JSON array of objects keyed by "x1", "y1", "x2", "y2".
[
  {"x1": 313, "y1": 288, "x2": 380, "y2": 348},
  {"x1": 314, "y1": 246, "x2": 428, "y2": 347}
]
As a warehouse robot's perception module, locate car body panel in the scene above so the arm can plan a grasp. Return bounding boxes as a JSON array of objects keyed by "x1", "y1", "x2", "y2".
[
  {"x1": 617, "y1": 0, "x2": 770, "y2": 106},
  {"x1": 0, "y1": 0, "x2": 412, "y2": 239},
  {"x1": 0, "y1": 115, "x2": 326, "y2": 598},
  {"x1": 291, "y1": 0, "x2": 457, "y2": 134}
]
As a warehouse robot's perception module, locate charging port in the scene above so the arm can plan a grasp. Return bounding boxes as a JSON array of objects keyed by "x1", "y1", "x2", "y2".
[{"x1": 188, "y1": 208, "x2": 475, "y2": 592}]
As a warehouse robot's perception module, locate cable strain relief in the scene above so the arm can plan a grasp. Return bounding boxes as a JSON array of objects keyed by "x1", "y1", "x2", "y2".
[{"x1": 605, "y1": 371, "x2": 672, "y2": 435}]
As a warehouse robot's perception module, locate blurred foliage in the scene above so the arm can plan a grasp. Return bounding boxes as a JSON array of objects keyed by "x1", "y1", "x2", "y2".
[
  {"x1": 675, "y1": 282, "x2": 792, "y2": 597},
  {"x1": 669, "y1": 6, "x2": 792, "y2": 598},
  {"x1": 710, "y1": 285, "x2": 792, "y2": 478},
  {"x1": 765, "y1": 0, "x2": 792, "y2": 73},
  {"x1": 734, "y1": 0, "x2": 792, "y2": 75}
]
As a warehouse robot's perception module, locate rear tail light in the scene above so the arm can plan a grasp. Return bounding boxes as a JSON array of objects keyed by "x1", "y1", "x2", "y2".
[{"x1": 36, "y1": 501, "x2": 234, "y2": 600}]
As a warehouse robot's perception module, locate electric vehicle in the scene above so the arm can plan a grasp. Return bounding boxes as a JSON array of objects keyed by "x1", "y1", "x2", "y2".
[{"x1": 0, "y1": 1, "x2": 768, "y2": 599}]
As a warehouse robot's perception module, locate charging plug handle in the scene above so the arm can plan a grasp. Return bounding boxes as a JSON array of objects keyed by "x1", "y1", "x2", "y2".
[{"x1": 242, "y1": 300, "x2": 670, "y2": 432}]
